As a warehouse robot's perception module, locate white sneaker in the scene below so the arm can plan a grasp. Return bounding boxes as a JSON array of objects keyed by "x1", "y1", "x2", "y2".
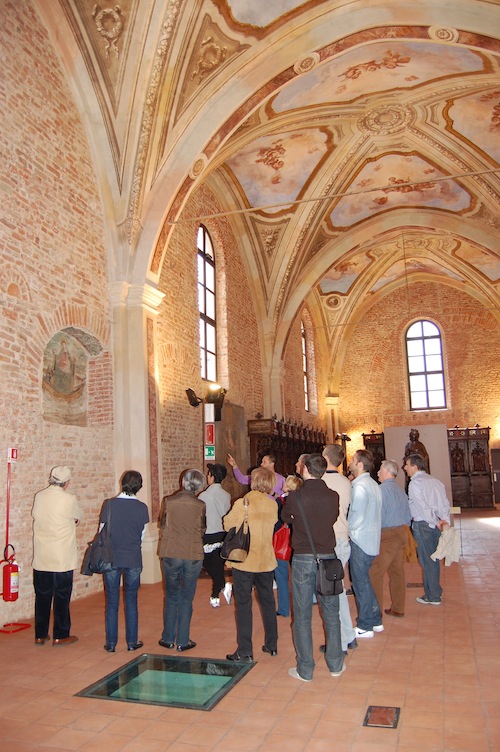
[
  {"x1": 373, "y1": 624, "x2": 384, "y2": 632},
  {"x1": 288, "y1": 667, "x2": 312, "y2": 682},
  {"x1": 222, "y1": 582, "x2": 232, "y2": 604},
  {"x1": 354, "y1": 627, "x2": 374, "y2": 639},
  {"x1": 210, "y1": 597, "x2": 220, "y2": 608},
  {"x1": 330, "y1": 663, "x2": 347, "y2": 677}
]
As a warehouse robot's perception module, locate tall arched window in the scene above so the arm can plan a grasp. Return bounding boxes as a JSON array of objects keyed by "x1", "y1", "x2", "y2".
[
  {"x1": 197, "y1": 225, "x2": 217, "y2": 382},
  {"x1": 406, "y1": 320, "x2": 446, "y2": 410},
  {"x1": 301, "y1": 320, "x2": 309, "y2": 412}
]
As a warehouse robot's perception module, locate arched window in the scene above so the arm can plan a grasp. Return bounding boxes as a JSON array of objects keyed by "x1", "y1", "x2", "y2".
[
  {"x1": 301, "y1": 320, "x2": 309, "y2": 412},
  {"x1": 197, "y1": 225, "x2": 216, "y2": 382},
  {"x1": 406, "y1": 320, "x2": 446, "y2": 410}
]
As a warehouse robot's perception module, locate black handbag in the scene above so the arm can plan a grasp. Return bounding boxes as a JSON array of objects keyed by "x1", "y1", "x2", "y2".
[
  {"x1": 295, "y1": 496, "x2": 344, "y2": 596},
  {"x1": 220, "y1": 496, "x2": 250, "y2": 563},
  {"x1": 81, "y1": 503, "x2": 115, "y2": 575}
]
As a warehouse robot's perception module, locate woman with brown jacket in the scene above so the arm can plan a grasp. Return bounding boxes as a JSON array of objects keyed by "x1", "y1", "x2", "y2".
[{"x1": 224, "y1": 466, "x2": 278, "y2": 661}]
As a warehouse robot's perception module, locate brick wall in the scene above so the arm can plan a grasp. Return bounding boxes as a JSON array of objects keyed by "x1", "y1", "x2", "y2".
[
  {"x1": 338, "y1": 281, "x2": 500, "y2": 453},
  {"x1": 156, "y1": 184, "x2": 264, "y2": 496},
  {"x1": 0, "y1": 0, "x2": 114, "y2": 623}
]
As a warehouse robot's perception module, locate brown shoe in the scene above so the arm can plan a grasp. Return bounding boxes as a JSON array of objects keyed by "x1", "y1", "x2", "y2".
[
  {"x1": 53, "y1": 635, "x2": 78, "y2": 646},
  {"x1": 384, "y1": 608, "x2": 404, "y2": 617},
  {"x1": 35, "y1": 636, "x2": 49, "y2": 645}
]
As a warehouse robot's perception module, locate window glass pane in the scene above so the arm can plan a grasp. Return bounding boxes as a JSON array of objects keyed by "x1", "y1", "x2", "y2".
[
  {"x1": 410, "y1": 374, "x2": 427, "y2": 392},
  {"x1": 206, "y1": 290, "x2": 215, "y2": 320},
  {"x1": 410, "y1": 392, "x2": 428, "y2": 409},
  {"x1": 205, "y1": 263, "x2": 215, "y2": 292},
  {"x1": 408, "y1": 355, "x2": 425, "y2": 373},
  {"x1": 197, "y1": 254, "x2": 204, "y2": 281},
  {"x1": 427, "y1": 373, "x2": 444, "y2": 390},
  {"x1": 428, "y1": 390, "x2": 445, "y2": 408},
  {"x1": 197, "y1": 226, "x2": 204, "y2": 251},
  {"x1": 200, "y1": 352, "x2": 206, "y2": 380},
  {"x1": 425, "y1": 354, "x2": 443, "y2": 371},
  {"x1": 198, "y1": 284, "x2": 205, "y2": 314},
  {"x1": 204, "y1": 231, "x2": 214, "y2": 260},
  {"x1": 206, "y1": 352, "x2": 216, "y2": 382},
  {"x1": 422, "y1": 320, "x2": 439, "y2": 336},
  {"x1": 206, "y1": 323, "x2": 216, "y2": 352},
  {"x1": 407, "y1": 321, "x2": 423, "y2": 338},
  {"x1": 424, "y1": 338, "x2": 441, "y2": 356},
  {"x1": 407, "y1": 340, "x2": 423, "y2": 357},
  {"x1": 199, "y1": 320, "x2": 205, "y2": 348}
]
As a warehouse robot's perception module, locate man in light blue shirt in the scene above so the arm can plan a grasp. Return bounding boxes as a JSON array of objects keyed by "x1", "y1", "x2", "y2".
[
  {"x1": 347, "y1": 450, "x2": 382, "y2": 638},
  {"x1": 404, "y1": 453, "x2": 450, "y2": 605}
]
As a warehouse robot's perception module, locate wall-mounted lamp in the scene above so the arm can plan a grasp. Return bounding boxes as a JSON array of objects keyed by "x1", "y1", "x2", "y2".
[
  {"x1": 206, "y1": 383, "x2": 226, "y2": 422},
  {"x1": 185, "y1": 388, "x2": 202, "y2": 407},
  {"x1": 185, "y1": 384, "x2": 227, "y2": 421}
]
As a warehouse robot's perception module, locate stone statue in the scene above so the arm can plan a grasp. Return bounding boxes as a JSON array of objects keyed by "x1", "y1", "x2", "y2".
[{"x1": 402, "y1": 428, "x2": 430, "y2": 490}]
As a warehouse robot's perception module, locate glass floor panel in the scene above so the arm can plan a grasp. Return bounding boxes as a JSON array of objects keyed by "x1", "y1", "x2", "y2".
[{"x1": 76, "y1": 653, "x2": 255, "y2": 711}]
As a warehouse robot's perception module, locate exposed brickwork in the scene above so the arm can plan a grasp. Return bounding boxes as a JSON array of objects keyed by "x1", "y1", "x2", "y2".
[
  {"x1": 338, "y1": 282, "x2": 500, "y2": 454},
  {"x1": 0, "y1": 0, "x2": 114, "y2": 623},
  {"x1": 156, "y1": 184, "x2": 264, "y2": 494}
]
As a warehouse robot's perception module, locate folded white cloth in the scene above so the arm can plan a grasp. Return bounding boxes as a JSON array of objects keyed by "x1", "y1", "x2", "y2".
[{"x1": 431, "y1": 525, "x2": 460, "y2": 566}]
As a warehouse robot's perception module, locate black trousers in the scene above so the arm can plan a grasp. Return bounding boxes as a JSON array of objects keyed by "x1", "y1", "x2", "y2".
[
  {"x1": 33, "y1": 570, "x2": 73, "y2": 639},
  {"x1": 203, "y1": 532, "x2": 227, "y2": 598},
  {"x1": 232, "y1": 568, "x2": 277, "y2": 656}
]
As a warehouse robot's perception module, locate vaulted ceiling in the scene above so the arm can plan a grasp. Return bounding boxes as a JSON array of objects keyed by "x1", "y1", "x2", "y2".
[{"x1": 36, "y1": 0, "x2": 500, "y2": 377}]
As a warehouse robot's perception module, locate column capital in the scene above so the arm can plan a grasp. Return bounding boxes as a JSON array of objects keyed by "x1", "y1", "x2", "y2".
[{"x1": 108, "y1": 282, "x2": 165, "y2": 314}]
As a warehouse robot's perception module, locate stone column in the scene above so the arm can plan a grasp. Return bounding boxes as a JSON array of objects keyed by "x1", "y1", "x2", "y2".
[{"x1": 110, "y1": 281, "x2": 165, "y2": 584}]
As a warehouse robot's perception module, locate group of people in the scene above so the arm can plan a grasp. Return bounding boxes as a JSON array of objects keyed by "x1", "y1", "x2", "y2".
[{"x1": 32, "y1": 440, "x2": 451, "y2": 683}]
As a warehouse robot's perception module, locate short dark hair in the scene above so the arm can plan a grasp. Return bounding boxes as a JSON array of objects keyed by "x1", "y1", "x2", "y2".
[
  {"x1": 407, "y1": 453, "x2": 427, "y2": 471},
  {"x1": 121, "y1": 470, "x2": 143, "y2": 496},
  {"x1": 354, "y1": 450, "x2": 374, "y2": 473},
  {"x1": 207, "y1": 463, "x2": 227, "y2": 483},
  {"x1": 304, "y1": 453, "x2": 327, "y2": 479}
]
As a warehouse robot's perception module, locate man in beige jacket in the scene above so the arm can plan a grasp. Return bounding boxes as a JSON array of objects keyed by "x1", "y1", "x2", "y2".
[{"x1": 32, "y1": 465, "x2": 82, "y2": 646}]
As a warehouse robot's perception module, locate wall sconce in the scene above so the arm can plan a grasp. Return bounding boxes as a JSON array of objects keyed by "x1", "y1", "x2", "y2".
[
  {"x1": 185, "y1": 384, "x2": 227, "y2": 421},
  {"x1": 206, "y1": 383, "x2": 226, "y2": 422},
  {"x1": 185, "y1": 388, "x2": 202, "y2": 407}
]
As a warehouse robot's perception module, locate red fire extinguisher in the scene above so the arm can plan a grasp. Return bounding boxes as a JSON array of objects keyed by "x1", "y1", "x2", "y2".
[{"x1": 1, "y1": 544, "x2": 19, "y2": 602}]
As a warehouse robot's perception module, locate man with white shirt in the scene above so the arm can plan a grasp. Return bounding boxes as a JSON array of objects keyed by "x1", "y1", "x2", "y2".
[
  {"x1": 347, "y1": 450, "x2": 382, "y2": 638},
  {"x1": 321, "y1": 444, "x2": 357, "y2": 653},
  {"x1": 404, "y1": 453, "x2": 450, "y2": 605}
]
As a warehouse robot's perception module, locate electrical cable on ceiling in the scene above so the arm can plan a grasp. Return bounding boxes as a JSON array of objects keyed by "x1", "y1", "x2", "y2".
[{"x1": 167, "y1": 167, "x2": 500, "y2": 224}]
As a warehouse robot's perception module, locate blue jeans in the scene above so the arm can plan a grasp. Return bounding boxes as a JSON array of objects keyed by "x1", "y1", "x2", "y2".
[
  {"x1": 104, "y1": 567, "x2": 142, "y2": 647},
  {"x1": 161, "y1": 557, "x2": 203, "y2": 647},
  {"x1": 335, "y1": 539, "x2": 356, "y2": 650},
  {"x1": 291, "y1": 554, "x2": 343, "y2": 680},
  {"x1": 275, "y1": 558, "x2": 290, "y2": 616},
  {"x1": 412, "y1": 521, "x2": 442, "y2": 601},
  {"x1": 349, "y1": 541, "x2": 381, "y2": 630}
]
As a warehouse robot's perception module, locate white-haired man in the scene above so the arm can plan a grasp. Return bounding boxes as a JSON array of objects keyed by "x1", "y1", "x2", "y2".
[{"x1": 369, "y1": 459, "x2": 411, "y2": 617}]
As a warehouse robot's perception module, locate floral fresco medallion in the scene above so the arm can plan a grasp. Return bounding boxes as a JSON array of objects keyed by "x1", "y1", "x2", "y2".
[
  {"x1": 272, "y1": 42, "x2": 486, "y2": 111},
  {"x1": 226, "y1": 128, "x2": 332, "y2": 213},
  {"x1": 328, "y1": 153, "x2": 471, "y2": 228}
]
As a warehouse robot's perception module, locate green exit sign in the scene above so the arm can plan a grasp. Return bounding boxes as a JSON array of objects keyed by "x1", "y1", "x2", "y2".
[{"x1": 204, "y1": 445, "x2": 215, "y2": 459}]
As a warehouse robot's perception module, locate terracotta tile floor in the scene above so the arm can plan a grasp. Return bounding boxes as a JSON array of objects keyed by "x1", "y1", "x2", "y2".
[{"x1": 1, "y1": 508, "x2": 499, "y2": 751}]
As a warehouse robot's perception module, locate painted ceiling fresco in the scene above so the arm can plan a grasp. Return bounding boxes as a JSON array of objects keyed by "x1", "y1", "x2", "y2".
[
  {"x1": 221, "y1": 0, "x2": 310, "y2": 27},
  {"x1": 272, "y1": 42, "x2": 487, "y2": 111},
  {"x1": 37, "y1": 0, "x2": 500, "y2": 358}
]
